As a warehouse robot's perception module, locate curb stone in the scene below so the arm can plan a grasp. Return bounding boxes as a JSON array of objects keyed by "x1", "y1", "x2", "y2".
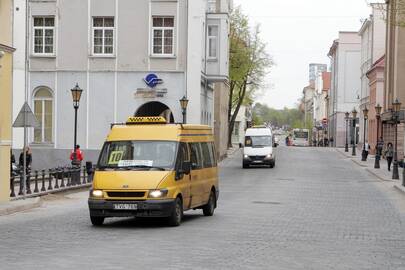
[
  {"x1": 394, "y1": 184, "x2": 405, "y2": 194},
  {"x1": 0, "y1": 197, "x2": 42, "y2": 216}
]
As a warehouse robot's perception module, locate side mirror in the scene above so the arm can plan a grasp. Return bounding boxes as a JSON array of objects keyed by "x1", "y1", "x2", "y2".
[
  {"x1": 176, "y1": 161, "x2": 191, "y2": 180},
  {"x1": 182, "y1": 161, "x2": 191, "y2": 175},
  {"x1": 239, "y1": 143, "x2": 244, "y2": 148}
]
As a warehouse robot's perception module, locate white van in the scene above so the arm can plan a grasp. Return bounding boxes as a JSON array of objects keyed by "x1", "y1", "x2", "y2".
[{"x1": 242, "y1": 127, "x2": 276, "y2": 168}]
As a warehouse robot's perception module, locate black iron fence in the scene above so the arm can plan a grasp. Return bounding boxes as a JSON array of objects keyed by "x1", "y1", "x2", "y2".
[{"x1": 10, "y1": 165, "x2": 95, "y2": 199}]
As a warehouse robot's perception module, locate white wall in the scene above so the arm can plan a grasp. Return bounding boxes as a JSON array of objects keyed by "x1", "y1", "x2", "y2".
[{"x1": 12, "y1": 0, "x2": 27, "y2": 149}]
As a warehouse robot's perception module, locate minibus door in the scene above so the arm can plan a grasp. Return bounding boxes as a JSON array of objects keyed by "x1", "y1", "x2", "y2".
[{"x1": 176, "y1": 143, "x2": 192, "y2": 209}]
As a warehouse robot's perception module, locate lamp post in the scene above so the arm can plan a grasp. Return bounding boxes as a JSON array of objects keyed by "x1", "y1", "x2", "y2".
[
  {"x1": 345, "y1": 112, "x2": 350, "y2": 152},
  {"x1": 71, "y1": 83, "x2": 83, "y2": 167},
  {"x1": 179, "y1": 96, "x2": 189, "y2": 124},
  {"x1": 352, "y1": 108, "x2": 357, "y2": 156},
  {"x1": 374, "y1": 104, "x2": 382, "y2": 169},
  {"x1": 392, "y1": 98, "x2": 401, "y2": 180},
  {"x1": 361, "y1": 107, "x2": 369, "y2": 161}
]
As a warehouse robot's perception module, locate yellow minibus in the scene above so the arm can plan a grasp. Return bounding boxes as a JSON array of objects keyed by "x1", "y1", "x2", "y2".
[{"x1": 88, "y1": 117, "x2": 219, "y2": 226}]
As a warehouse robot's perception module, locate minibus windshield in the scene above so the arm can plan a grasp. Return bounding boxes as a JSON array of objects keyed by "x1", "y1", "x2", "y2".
[
  {"x1": 245, "y1": 136, "x2": 272, "y2": 147},
  {"x1": 98, "y1": 141, "x2": 178, "y2": 170}
]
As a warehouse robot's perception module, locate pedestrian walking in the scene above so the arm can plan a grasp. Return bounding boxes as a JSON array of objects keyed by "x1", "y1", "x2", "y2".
[
  {"x1": 363, "y1": 141, "x2": 370, "y2": 159},
  {"x1": 19, "y1": 147, "x2": 32, "y2": 173},
  {"x1": 385, "y1": 143, "x2": 394, "y2": 171},
  {"x1": 10, "y1": 149, "x2": 16, "y2": 177},
  {"x1": 70, "y1": 145, "x2": 84, "y2": 166}
]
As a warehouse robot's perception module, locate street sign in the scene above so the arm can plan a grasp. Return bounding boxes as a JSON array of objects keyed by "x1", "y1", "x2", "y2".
[{"x1": 13, "y1": 102, "x2": 39, "y2": 128}]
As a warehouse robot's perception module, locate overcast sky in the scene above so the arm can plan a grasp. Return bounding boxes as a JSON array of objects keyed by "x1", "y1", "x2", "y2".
[{"x1": 233, "y1": 0, "x2": 373, "y2": 109}]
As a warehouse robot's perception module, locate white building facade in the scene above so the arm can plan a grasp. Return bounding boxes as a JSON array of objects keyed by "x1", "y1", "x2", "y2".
[
  {"x1": 12, "y1": 0, "x2": 230, "y2": 168},
  {"x1": 358, "y1": 4, "x2": 386, "y2": 147},
  {"x1": 328, "y1": 32, "x2": 361, "y2": 147}
]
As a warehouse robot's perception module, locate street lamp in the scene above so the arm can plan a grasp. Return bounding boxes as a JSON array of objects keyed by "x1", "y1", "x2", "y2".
[
  {"x1": 361, "y1": 107, "x2": 369, "y2": 161},
  {"x1": 392, "y1": 98, "x2": 401, "y2": 180},
  {"x1": 374, "y1": 104, "x2": 382, "y2": 169},
  {"x1": 345, "y1": 112, "x2": 350, "y2": 152},
  {"x1": 71, "y1": 83, "x2": 83, "y2": 167},
  {"x1": 179, "y1": 96, "x2": 189, "y2": 124},
  {"x1": 352, "y1": 108, "x2": 357, "y2": 156}
]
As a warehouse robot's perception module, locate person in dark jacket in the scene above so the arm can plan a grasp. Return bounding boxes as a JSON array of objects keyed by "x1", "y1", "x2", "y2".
[
  {"x1": 19, "y1": 147, "x2": 32, "y2": 173},
  {"x1": 385, "y1": 143, "x2": 394, "y2": 171},
  {"x1": 10, "y1": 149, "x2": 16, "y2": 176}
]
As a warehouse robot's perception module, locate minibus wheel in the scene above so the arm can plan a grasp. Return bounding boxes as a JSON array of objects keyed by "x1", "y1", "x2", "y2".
[
  {"x1": 168, "y1": 197, "x2": 183, "y2": 227},
  {"x1": 202, "y1": 191, "x2": 216, "y2": 216},
  {"x1": 90, "y1": 216, "x2": 105, "y2": 226}
]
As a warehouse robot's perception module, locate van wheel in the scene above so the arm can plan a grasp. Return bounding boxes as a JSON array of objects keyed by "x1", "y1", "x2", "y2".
[
  {"x1": 168, "y1": 197, "x2": 183, "y2": 227},
  {"x1": 90, "y1": 216, "x2": 105, "y2": 226},
  {"x1": 202, "y1": 191, "x2": 216, "y2": 216}
]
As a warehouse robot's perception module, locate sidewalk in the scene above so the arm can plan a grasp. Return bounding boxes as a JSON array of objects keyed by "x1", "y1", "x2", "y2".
[
  {"x1": 0, "y1": 197, "x2": 42, "y2": 216},
  {"x1": 335, "y1": 147, "x2": 405, "y2": 194}
]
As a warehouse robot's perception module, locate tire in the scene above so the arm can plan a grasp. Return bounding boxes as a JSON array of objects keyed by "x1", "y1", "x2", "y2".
[
  {"x1": 202, "y1": 191, "x2": 216, "y2": 216},
  {"x1": 90, "y1": 215, "x2": 105, "y2": 226},
  {"x1": 168, "y1": 197, "x2": 183, "y2": 227}
]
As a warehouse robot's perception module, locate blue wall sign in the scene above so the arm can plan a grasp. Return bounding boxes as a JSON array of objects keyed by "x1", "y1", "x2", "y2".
[{"x1": 143, "y1": 73, "x2": 163, "y2": 88}]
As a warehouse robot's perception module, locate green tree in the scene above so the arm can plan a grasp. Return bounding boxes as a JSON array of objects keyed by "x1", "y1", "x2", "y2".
[{"x1": 228, "y1": 7, "x2": 272, "y2": 147}]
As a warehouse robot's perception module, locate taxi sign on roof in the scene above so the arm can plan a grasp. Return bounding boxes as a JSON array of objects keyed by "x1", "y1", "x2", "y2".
[{"x1": 126, "y1": 116, "x2": 167, "y2": 124}]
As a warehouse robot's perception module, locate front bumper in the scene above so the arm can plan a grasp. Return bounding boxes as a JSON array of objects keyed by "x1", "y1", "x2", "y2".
[
  {"x1": 243, "y1": 156, "x2": 274, "y2": 164},
  {"x1": 88, "y1": 198, "x2": 176, "y2": 218}
]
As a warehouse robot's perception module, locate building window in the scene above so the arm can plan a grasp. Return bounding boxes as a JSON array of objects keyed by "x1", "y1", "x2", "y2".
[
  {"x1": 92, "y1": 17, "x2": 114, "y2": 55},
  {"x1": 33, "y1": 88, "x2": 53, "y2": 143},
  {"x1": 207, "y1": 0, "x2": 217, "y2": 12},
  {"x1": 207, "y1": 25, "x2": 218, "y2": 60},
  {"x1": 33, "y1": 17, "x2": 55, "y2": 55},
  {"x1": 152, "y1": 17, "x2": 174, "y2": 56}
]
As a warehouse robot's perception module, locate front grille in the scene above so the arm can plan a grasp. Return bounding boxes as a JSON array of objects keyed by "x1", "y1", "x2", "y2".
[
  {"x1": 107, "y1": 192, "x2": 146, "y2": 198},
  {"x1": 249, "y1": 156, "x2": 266, "y2": 160}
]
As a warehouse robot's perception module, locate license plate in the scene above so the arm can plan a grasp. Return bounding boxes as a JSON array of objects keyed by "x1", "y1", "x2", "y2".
[{"x1": 113, "y1": 203, "x2": 138, "y2": 210}]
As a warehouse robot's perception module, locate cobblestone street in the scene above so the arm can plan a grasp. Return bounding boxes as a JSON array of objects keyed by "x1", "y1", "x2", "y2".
[{"x1": 1, "y1": 146, "x2": 405, "y2": 269}]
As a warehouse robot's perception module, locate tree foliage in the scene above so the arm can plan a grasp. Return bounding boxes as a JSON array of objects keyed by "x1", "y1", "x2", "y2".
[
  {"x1": 373, "y1": 0, "x2": 405, "y2": 27},
  {"x1": 228, "y1": 7, "x2": 272, "y2": 146},
  {"x1": 253, "y1": 103, "x2": 308, "y2": 129}
]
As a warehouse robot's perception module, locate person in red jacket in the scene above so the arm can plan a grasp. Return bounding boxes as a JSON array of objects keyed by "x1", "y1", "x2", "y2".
[{"x1": 70, "y1": 145, "x2": 84, "y2": 166}]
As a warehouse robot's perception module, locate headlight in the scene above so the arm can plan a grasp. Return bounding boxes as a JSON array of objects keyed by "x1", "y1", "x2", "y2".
[
  {"x1": 266, "y1": 154, "x2": 273, "y2": 158},
  {"x1": 91, "y1": 190, "x2": 103, "y2": 198},
  {"x1": 244, "y1": 155, "x2": 249, "y2": 159},
  {"x1": 148, "y1": 189, "x2": 168, "y2": 198}
]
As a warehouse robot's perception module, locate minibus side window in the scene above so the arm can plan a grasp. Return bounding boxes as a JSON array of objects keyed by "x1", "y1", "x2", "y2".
[
  {"x1": 189, "y1": 143, "x2": 203, "y2": 170},
  {"x1": 175, "y1": 143, "x2": 189, "y2": 173},
  {"x1": 201, "y1": 142, "x2": 213, "y2": 168},
  {"x1": 209, "y1": 142, "x2": 217, "y2": 166}
]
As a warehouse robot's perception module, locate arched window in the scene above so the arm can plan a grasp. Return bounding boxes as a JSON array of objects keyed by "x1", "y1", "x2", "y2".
[{"x1": 33, "y1": 88, "x2": 53, "y2": 143}]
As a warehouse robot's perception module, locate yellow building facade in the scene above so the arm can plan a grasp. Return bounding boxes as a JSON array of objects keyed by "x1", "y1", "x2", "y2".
[{"x1": 0, "y1": 0, "x2": 15, "y2": 202}]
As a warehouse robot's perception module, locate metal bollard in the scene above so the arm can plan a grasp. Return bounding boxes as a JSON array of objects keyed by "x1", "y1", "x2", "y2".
[
  {"x1": 41, "y1": 169, "x2": 46, "y2": 192},
  {"x1": 82, "y1": 166, "x2": 87, "y2": 185},
  {"x1": 18, "y1": 171, "x2": 23, "y2": 196},
  {"x1": 26, "y1": 170, "x2": 32, "y2": 194},
  {"x1": 66, "y1": 168, "x2": 71, "y2": 187},
  {"x1": 60, "y1": 168, "x2": 65, "y2": 188},
  {"x1": 54, "y1": 169, "x2": 59, "y2": 189},
  {"x1": 47, "y1": 169, "x2": 53, "y2": 190},
  {"x1": 34, "y1": 170, "x2": 39, "y2": 193},
  {"x1": 10, "y1": 175, "x2": 16, "y2": 197}
]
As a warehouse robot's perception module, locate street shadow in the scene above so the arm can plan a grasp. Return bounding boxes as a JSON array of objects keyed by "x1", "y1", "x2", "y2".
[{"x1": 92, "y1": 213, "x2": 203, "y2": 229}]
